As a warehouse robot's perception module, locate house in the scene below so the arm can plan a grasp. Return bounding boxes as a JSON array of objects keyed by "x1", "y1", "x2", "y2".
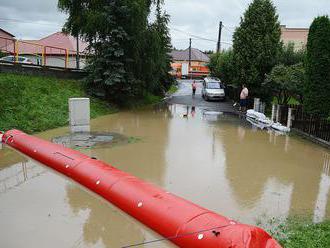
[
  {"x1": 20, "y1": 32, "x2": 88, "y2": 68},
  {"x1": 170, "y1": 48, "x2": 210, "y2": 78},
  {"x1": 0, "y1": 28, "x2": 88, "y2": 68},
  {"x1": 281, "y1": 25, "x2": 309, "y2": 51}
]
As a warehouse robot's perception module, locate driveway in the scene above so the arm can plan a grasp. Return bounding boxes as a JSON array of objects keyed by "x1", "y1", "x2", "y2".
[{"x1": 167, "y1": 80, "x2": 235, "y2": 113}]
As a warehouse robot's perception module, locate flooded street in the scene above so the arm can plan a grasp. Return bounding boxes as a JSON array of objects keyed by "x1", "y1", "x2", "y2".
[{"x1": 0, "y1": 104, "x2": 329, "y2": 248}]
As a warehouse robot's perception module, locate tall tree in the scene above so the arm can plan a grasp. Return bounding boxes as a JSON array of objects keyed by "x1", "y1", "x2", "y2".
[
  {"x1": 143, "y1": 1, "x2": 173, "y2": 95},
  {"x1": 305, "y1": 16, "x2": 330, "y2": 117},
  {"x1": 208, "y1": 50, "x2": 235, "y2": 85},
  {"x1": 279, "y1": 42, "x2": 306, "y2": 66},
  {"x1": 58, "y1": 0, "x2": 172, "y2": 106},
  {"x1": 232, "y1": 0, "x2": 282, "y2": 101}
]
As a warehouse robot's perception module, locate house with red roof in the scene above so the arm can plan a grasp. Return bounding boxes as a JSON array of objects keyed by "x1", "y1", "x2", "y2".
[
  {"x1": 21, "y1": 32, "x2": 88, "y2": 68},
  {"x1": 0, "y1": 28, "x2": 88, "y2": 68}
]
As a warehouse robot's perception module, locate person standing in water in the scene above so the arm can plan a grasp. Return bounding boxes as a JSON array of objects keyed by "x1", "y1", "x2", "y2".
[
  {"x1": 239, "y1": 84, "x2": 249, "y2": 112},
  {"x1": 192, "y1": 80, "x2": 197, "y2": 97}
]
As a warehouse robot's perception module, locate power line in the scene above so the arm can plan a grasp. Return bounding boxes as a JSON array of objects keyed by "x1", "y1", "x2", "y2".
[
  {"x1": 171, "y1": 27, "x2": 217, "y2": 42},
  {"x1": 170, "y1": 27, "x2": 232, "y2": 45},
  {"x1": 222, "y1": 25, "x2": 235, "y2": 34}
]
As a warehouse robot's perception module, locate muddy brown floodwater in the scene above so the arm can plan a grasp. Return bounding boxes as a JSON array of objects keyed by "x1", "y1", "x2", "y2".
[{"x1": 0, "y1": 104, "x2": 329, "y2": 248}]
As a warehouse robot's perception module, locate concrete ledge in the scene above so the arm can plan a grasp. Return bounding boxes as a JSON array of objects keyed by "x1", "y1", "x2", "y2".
[
  {"x1": 0, "y1": 62, "x2": 87, "y2": 80},
  {"x1": 292, "y1": 128, "x2": 330, "y2": 149}
]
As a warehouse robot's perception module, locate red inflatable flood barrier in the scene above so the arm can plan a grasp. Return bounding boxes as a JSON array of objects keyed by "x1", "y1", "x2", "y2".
[{"x1": 2, "y1": 130, "x2": 281, "y2": 248}]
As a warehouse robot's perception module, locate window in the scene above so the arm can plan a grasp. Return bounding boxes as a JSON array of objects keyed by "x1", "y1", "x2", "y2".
[
  {"x1": 2, "y1": 56, "x2": 14, "y2": 62},
  {"x1": 206, "y1": 82, "x2": 221, "y2": 89}
]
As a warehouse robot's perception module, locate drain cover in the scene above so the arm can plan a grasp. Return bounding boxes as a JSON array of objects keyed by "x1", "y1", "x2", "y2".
[{"x1": 52, "y1": 132, "x2": 130, "y2": 149}]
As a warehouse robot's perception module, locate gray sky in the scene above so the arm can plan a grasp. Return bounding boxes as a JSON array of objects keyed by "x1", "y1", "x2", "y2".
[{"x1": 0, "y1": 0, "x2": 329, "y2": 51}]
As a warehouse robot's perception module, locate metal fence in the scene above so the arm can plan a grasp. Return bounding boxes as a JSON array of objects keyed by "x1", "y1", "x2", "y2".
[
  {"x1": 278, "y1": 104, "x2": 299, "y2": 126},
  {"x1": 291, "y1": 106, "x2": 330, "y2": 143}
]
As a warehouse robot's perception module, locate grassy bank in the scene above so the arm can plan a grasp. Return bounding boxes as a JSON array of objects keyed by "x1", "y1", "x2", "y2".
[
  {"x1": 267, "y1": 219, "x2": 330, "y2": 247},
  {"x1": 0, "y1": 73, "x2": 116, "y2": 133},
  {"x1": 167, "y1": 84, "x2": 179, "y2": 95}
]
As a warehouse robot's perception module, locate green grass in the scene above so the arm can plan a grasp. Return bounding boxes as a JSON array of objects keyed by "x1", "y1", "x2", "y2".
[
  {"x1": 0, "y1": 73, "x2": 116, "y2": 133},
  {"x1": 167, "y1": 84, "x2": 179, "y2": 95},
  {"x1": 266, "y1": 218, "x2": 330, "y2": 248}
]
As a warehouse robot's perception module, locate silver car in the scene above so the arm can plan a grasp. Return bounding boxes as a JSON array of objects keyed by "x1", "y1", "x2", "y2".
[
  {"x1": 202, "y1": 78, "x2": 226, "y2": 101},
  {"x1": 0, "y1": 55, "x2": 33, "y2": 64}
]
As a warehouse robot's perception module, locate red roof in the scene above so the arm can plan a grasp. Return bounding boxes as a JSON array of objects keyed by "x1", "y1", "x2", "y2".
[
  {"x1": 38, "y1": 32, "x2": 88, "y2": 53},
  {"x1": 0, "y1": 28, "x2": 15, "y2": 38}
]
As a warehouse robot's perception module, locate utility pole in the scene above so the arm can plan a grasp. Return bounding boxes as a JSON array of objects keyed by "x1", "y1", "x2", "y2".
[
  {"x1": 216, "y1": 21, "x2": 223, "y2": 53},
  {"x1": 189, "y1": 38, "x2": 192, "y2": 79},
  {"x1": 76, "y1": 35, "x2": 80, "y2": 69}
]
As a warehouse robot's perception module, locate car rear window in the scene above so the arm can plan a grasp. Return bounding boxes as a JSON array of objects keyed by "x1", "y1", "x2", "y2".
[{"x1": 207, "y1": 82, "x2": 221, "y2": 89}]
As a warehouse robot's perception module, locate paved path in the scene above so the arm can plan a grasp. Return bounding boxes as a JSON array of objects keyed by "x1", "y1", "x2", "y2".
[{"x1": 167, "y1": 80, "x2": 236, "y2": 113}]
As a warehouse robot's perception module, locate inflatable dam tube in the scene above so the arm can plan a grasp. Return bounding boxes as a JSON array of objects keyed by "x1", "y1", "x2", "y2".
[{"x1": 2, "y1": 130, "x2": 281, "y2": 248}]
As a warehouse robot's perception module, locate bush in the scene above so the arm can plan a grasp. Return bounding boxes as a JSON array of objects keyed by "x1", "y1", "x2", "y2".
[
  {"x1": 279, "y1": 42, "x2": 306, "y2": 66},
  {"x1": 264, "y1": 63, "x2": 305, "y2": 105}
]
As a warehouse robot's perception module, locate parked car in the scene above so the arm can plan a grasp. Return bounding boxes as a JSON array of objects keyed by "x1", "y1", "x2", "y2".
[
  {"x1": 0, "y1": 55, "x2": 33, "y2": 64},
  {"x1": 202, "y1": 77, "x2": 226, "y2": 101}
]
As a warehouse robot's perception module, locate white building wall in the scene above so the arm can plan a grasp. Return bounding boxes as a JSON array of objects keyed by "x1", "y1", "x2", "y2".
[{"x1": 24, "y1": 55, "x2": 86, "y2": 69}]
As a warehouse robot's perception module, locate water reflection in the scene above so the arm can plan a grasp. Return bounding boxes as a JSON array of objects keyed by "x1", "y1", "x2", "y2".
[
  {"x1": 314, "y1": 153, "x2": 330, "y2": 223},
  {"x1": 0, "y1": 148, "x2": 46, "y2": 194},
  {"x1": 66, "y1": 184, "x2": 145, "y2": 248}
]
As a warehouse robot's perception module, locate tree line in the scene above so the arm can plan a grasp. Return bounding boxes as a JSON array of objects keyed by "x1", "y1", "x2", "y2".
[
  {"x1": 58, "y1": 0, "x2": 173, "y2": 106},
  {"x1": 209, "y1": 0, "x2": 330, "y2": 118}
]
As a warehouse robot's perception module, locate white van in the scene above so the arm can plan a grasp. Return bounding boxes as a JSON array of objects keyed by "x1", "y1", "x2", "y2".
[{"x1": 202, "y1": 77, "x2": 225, "y2": 101}]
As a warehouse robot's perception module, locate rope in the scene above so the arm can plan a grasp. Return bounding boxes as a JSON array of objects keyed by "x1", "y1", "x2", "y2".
[
  {"x1": 4, "y1": 135, "x2": 13, "y2": 144},
  {"x1": 121, "y1": 224, "x2": 232, "y2": 248}
]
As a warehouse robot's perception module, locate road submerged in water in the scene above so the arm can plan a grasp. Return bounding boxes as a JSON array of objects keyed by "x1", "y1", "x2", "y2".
[{"x1": 0, "y1": 81, "x2": 329, "y2": 248}]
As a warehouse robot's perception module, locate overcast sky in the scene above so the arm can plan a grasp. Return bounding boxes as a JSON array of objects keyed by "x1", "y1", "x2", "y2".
[{"x1": 0, "y1": 0, "x2": 329, "y2": 51}]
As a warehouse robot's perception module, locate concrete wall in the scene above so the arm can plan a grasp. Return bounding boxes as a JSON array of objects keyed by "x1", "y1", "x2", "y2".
[{"x1": 281, "y1": 26, "x2": 309, "y2": 51}]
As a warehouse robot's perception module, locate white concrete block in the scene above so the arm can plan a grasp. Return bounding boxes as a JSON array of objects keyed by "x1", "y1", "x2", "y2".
[
  {"x1": 271, "y1": 104, "x2": 276, "y2": 121},
  {"x1": 254, "y1": 98, "x2": 260, "y2": 112},
  {"x1": 69, "y1": 98, "x2": 90, "y2": 133},
  {"x1": 287, "y1": 108, "x2": 293, "y2": 128}
]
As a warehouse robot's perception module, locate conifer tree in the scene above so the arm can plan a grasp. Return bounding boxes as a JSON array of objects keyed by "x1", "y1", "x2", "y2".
[
  {"x1": 233, "y1": 0, "x2": 282, "y2": 100},
  {"x1": 305, "y1": 16, "x2": 330, "y2": 117}
]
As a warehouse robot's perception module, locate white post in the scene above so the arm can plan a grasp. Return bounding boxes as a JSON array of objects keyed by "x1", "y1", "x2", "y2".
[
  {"x1": 276, "y1": 105, "x2": 280, "y2": 123},
  {"x1": 69, "y1": 98, "x2": 90, "y2": 133},
  {"x1": 260, "y1": 102, "x2": 266, "y2": 114},
  {"x1": 271, "y1": 104, "x2": 276, "y2": 121},
  {"x1": 287, "y1": 108, "x2": 293, "y2": 128},
  {"x1": 254, "y1": 98, "x2": 260, "y2": 112}
]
